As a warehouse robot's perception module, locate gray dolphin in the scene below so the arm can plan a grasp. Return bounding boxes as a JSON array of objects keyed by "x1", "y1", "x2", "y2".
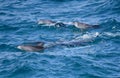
[
  {"x1": 17, "y1": 42, "x2": 45, "y2": 52},
  {"x1": 72, "y1": 21, "x2": 99, "y2": 30},
  {"x1": 38, "y1": 19, "x2": 56, "y2": 26}
]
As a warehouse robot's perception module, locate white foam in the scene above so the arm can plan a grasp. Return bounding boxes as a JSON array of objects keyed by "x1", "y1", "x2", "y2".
[
  {"x1": 75, "y1": 32, "x2": 99, "y2": 40},
  {"x1": 103, "y1": 32, "x2": 120, "y2": 37},
  {"x1": 63, "y1": 22, "x2": 73, "y2": 25}
]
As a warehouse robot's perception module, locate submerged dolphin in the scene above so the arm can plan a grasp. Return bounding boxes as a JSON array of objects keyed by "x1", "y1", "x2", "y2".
[
  {"x1": 17, "y1": 37, "x2": 94, "y2": 52},
  {"x1": 72, "y1": 21, "x2": 99, "y2": 30},
  {"x1": 55, "y1": 22, "x2": 66, "y2": 27}
]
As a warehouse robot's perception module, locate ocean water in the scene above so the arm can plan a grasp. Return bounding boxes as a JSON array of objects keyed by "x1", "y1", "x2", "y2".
[{"x1": 0, "y1": 0, "x2": 120, "y2": 78}]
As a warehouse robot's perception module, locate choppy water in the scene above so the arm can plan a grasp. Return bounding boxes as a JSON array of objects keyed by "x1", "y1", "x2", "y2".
[{"x1": 0, "y1": 0, "x2": 120, "y2": 78}]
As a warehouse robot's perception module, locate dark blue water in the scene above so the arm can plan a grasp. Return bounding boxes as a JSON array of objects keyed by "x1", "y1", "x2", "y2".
[{"x1": 0, "y1": 0, "x2": 120, "y2": 78}]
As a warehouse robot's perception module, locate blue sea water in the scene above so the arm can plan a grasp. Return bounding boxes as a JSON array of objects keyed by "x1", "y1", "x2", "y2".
[{"x1": 0, "y1": 0, "x2": 120, "y2": 78}]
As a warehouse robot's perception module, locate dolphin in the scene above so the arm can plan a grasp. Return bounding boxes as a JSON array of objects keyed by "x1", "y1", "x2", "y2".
[
  {"x1": 17, "y1": 38, "x2": 92, "y2": 52},
  {"x1": 38, "y1": 19, "x2": 56, "y2": 26},
  {"x1": 72, "y1": 21, "x2": 99, "y2": 30},
  {"x1": 17, "y1": 42, "x2": 45, "y2": 52}
]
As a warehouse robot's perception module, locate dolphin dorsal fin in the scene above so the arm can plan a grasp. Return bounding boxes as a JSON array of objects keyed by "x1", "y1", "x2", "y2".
[{"x1": 36, "y1": 42, "x2": 44, "y2": 46}]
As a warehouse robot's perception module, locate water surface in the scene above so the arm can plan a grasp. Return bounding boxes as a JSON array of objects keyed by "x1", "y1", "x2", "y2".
[{"x1": 0, "y1": 0, "x2": 120, "y2": 78}]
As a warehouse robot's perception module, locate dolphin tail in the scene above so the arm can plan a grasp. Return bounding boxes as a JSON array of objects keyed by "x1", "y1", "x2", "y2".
[{"x1": 91, "y1": 25, "x2": 100, "y2": 29}]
